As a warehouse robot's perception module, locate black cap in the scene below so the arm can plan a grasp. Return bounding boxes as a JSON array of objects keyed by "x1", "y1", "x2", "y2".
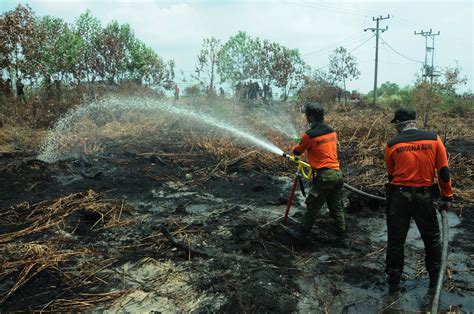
[
  {"x1": 391, "y1": 108, "x2": 416, "y2": 123},
  {"x1": 305, "y1": 102, "x2": 324, "y2": 121}
]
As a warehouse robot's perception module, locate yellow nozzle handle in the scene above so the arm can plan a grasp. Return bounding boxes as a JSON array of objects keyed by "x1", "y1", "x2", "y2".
[
  {"x1": 297, "y1": 160, "x2": 313, "y2": 180},
  {"x1": 284, "y1": 153, "x2": 313, "y2": 180}
]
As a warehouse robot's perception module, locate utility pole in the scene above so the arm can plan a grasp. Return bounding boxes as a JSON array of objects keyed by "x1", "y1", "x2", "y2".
[
  {"x1": 365, "y1": 15, "x2": 390, "y2": 106},
  {"x1": 415, "y1": 29, "x2": 441, "y2": 127},
  {"x1": 414, "y1": 29, "x2": 441, "y2": 83}
]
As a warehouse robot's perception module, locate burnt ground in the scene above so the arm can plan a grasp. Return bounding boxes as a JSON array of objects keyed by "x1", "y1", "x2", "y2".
[{"x1": 0, "y1": 139, "x2": 473, "y2": 312}]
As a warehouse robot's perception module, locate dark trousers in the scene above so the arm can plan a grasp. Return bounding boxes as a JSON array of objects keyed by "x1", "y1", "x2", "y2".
[
  {"x1": 302, "y1": 169, "x2": 345, "y2": 235},
  {"x1": 385, "y1": 188, "x2": 441, "y2": 284}
]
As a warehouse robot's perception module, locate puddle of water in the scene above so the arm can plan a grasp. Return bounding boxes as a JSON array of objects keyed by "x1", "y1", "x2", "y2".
[
  {"x1": 54, "y1": 174, "x2": 83, "y2": 185},
  {"x1": 128, "y1": 200, "x2": 167, "y2": 213},
  {"x1": 372, "y1": 211, "x2": 461, "y2": 249},
  {"x1": 295, "y1": 210, "x2": 472, "y2": 312},
  {"x1": 298, "y1": 269, "x2": 473, "y2": 313},
  {"x1": 186, "y1": 203, "x2": 218, "y2": 214}
]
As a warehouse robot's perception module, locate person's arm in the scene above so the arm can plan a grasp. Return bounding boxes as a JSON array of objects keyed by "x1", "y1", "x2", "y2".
[
  {"x1": 435, "y1": 136, "x2": 453, "y2": 201},
  {"x1": 292, "y1": 133, "x2": 310, "y2": 156},
  {"x1": 385, "y1": 145, "x2": 394, "y2": 182}
]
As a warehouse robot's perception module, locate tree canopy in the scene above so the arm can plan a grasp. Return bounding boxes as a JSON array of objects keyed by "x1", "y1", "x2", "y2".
[
  {"x1": 216, "y1": 31, "x2": 307, "y2": 100},
  {"x1": 0, "y1": 5, "x2": 175, "y2": 89}
]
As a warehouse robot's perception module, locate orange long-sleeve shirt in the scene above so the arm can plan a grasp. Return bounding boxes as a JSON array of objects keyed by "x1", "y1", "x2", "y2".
[
  {"x1": 385, "y1": 129, "x2": 453, "y2": 201},
  {"x1": 292, "y1": 122, "x2": 340, "y2": 171}
]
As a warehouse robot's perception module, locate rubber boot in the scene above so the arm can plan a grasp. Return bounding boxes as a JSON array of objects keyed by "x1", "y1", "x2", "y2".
[
  {"x1": 287, "y1": 225, "x2": 309, "y2": 243},
  {"x1": 335, "y1": 233, "x2": 348, "y2": 248},
  {"x1": 387, "y1": 270, "x2": 402, "y2": 293},
  {"x1": 429, "y1": 270, "x2": 440, "y2": 289}
]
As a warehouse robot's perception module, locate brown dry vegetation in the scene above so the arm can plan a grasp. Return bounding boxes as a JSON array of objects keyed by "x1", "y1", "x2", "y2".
[{"x1": 1, "y1": 90, "x2": 473, "y2": 203}]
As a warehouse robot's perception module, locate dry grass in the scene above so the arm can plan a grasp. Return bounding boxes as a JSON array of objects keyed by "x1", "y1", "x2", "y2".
[
  {"x1": 2, "y1": 96, "x2": 472, "y2": 205},
  {"x1": 0, "y1": 124, "x2": 48, "y2": 153},
  {"x1": 327, "y1": 105, "x2": 474, "y2": 209},
  {"x1": 0, "y1": 190, "x2": 135, "y2": 309}
]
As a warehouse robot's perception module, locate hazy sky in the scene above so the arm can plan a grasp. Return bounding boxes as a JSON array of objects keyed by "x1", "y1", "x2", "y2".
[{"x1": 2, "y1": 0, "x2": 473, "y2": 93}]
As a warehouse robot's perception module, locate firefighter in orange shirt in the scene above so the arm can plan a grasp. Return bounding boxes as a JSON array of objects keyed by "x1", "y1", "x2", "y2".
[
  {"x1": 385, "y1": 108, "x2": 453, "y2": 292},
  {"x1": 291, "y1": 102, "x2": 346, "y2": 247}
]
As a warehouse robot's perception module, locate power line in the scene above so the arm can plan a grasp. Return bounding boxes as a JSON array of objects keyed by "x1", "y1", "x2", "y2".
[
  {"x1": 285, "y1": 0, "x2": 472, "y2": 48},
  {"x1": 310, "y1": 34, "x2": 375, "y2": 72},
  {"x1": 379, "y1": 36, "x2": 424, "y2": 64},
  {"x1": 349, "y1": 34, "x2": 375, "y2": 53},
  {"x1": 302, "y1": 1, "x2": 373, "y2": 17},
  {"x1": 302, "y1": 31, "x2": 367, "y2": 57},
  {"x1": 317, "y1": 1, "x2": 383, "y2": 17},
  {"x1": 391, "y1": 15, "x2": 473, "y2": 47},
  {"x1": 284, "y1": 1, "x2": 369, "y2": 17},
  {"x1": 303, "y1": 33, "x2": 373, "y2": 60}
]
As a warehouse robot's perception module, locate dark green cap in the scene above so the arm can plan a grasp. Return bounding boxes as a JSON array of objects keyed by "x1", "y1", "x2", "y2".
[
  {"x1": 305, "y1": 102, "x2": 324, "y2": 121},
  {"x1": 391, "y1": 108, "x2": 416, "y2": 123}
]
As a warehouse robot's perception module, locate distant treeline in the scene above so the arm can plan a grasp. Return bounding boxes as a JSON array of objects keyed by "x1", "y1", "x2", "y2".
[{"x1": 0, "y1": 5, "x2": 175, "y2": 96}]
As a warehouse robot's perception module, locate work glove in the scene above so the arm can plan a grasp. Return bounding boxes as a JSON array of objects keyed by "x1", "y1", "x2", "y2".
[{"x1": 438, "y1": 201, "x2": 452, "y2": 211}]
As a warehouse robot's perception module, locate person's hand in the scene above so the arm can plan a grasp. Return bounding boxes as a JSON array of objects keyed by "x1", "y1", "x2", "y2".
[{"x1": 438, "y1": 201, "x2": 452, "y2": 211}]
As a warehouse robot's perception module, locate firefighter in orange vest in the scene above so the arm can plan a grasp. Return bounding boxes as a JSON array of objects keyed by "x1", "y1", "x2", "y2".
[
  {"x1": 291, "y1": 102, "x2": 346, "y2": 247},
  {"x1": 384, "y1": 108, "x2": 453, "y2": 292}
]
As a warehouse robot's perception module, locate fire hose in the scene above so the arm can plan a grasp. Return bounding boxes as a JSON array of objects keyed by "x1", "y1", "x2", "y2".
[
  {"x1": 281, "y1": 152, "x2": 386, "y2": 224},
  {"x1": 282, "y1": 153, "x2": 449, "y2": 309},
  {"x1": 431, "y1": 207, "x2": 449, "y2": 313}
]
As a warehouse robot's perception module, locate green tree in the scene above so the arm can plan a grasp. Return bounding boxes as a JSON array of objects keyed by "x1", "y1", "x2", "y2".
[
  {"x1": 29, "y1": 16, "x2": 70, "y2": 81},
  {"x1": 1, "y1": 5, "x2": 175, "y2": 94},
  {"x1": 126, "y1": 41, "x2": 174, "y2": 88},
  {"x1": 378, "y1": 81, "x2": 400, "y2": 97},
  {"x1": 297, "y1": 70, "x2": 338, "y2": 104},
  {"x1": 328, "y1": 46, "x2": 360, "y2": 104},
  {"x1": 271, "y1": 46, "x2": 307, "y2": 101},
  {"x1": 194, "y1": 37, "x2": 221, "y2": 95},
  {"x1": 252, "y1": 39, "x2": 275, "y2": 98},
  {"x1": 74, "y1": 10, "x2": 101, "y2": 83},
  {"x1": 0, "y1": 4, "x2": 36, "y2": 82},
  {"x1": 95, "y1": 21, "x2": 130, "y2": 83},
  {"x1": 413, "y1": 66, "x2": 467, "y2": 127},
  {"x1": 398, "y1": 86, "x2": 413, "y2": 106},
  {"x1": 437, "y1": 66, "x2": 467, "y2": 97},
  {"x1": 217, "y1": 31, "x2": 257, "y2": 87}
]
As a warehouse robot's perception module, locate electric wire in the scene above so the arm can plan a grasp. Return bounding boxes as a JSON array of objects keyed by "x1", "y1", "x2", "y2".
[
  {"x1": 302, "y1": 31, "x2": 367, "y2": 57},
  {"x1": 391, "y1": 15, "x2": 473, "y2": 47},
  {"x1": 349, "y1": 34, "x2": 375, "y2": 53},
  {"x1": 311, "y1": 34, "x2": 374, "y2": 71},
  {"x1": 303, "y1": 33, "x2": 372, "y2": 59},
  {"x1": 284, "y1": 0, "x2": 374, "y2": 18},
  {"x1": 379, "y1": 36, "x2": 424, "y2": 64}
]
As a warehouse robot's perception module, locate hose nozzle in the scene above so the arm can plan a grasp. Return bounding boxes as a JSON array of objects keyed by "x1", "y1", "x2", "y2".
[
  {"x1": 282, "y1": 153, "x2": 312, "y2": 179},
  {"x1": 282, "y1": 152, "x2": 298, "y2": 162}
]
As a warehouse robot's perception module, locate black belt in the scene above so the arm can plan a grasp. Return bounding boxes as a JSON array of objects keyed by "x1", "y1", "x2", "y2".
[{"x1": 391, "y1": 185, "x2": 432, "y2": 194}]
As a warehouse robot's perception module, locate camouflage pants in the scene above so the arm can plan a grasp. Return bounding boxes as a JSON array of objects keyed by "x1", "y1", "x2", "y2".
[
  {"x1": 385, "y1": 188, "x2": 441, "y2": 283},
  {"x1": 301, "y1": 169, "x2": 345, "y2": 235}
]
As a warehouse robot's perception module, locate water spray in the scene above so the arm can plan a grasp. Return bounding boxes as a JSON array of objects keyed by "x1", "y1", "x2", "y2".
[{"x1": 38, "y1": 97, "x2": 285, "y2": 162}]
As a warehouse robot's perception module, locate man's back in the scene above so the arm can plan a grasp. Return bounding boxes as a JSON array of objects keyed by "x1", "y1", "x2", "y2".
[{"x1": 385, "y1": 129, "x2": 452, "y2": 200}]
